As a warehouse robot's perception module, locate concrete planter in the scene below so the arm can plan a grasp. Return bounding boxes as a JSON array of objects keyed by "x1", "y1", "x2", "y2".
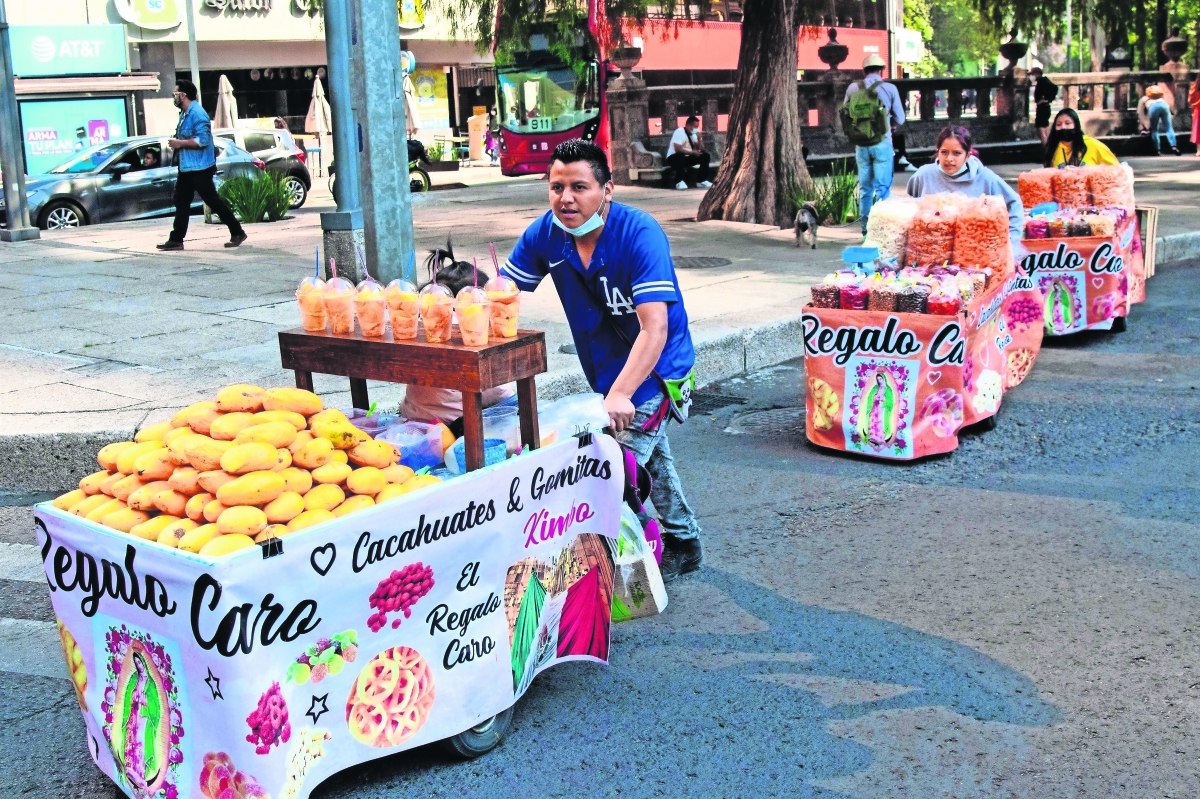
[{"x1": 425, "y1": 161, "x2": 459, "y2": 172}]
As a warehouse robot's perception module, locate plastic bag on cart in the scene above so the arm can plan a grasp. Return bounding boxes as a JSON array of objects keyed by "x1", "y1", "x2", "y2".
[
  {"x1": 536, "y1": 392, "x2": 610, "y2": 446},
  {"x1": 378, "y1": 421, "x2": 444, "y2": 471},
  {"x1": 611, "y1": 503, "x2": 668, "y2": 623}
]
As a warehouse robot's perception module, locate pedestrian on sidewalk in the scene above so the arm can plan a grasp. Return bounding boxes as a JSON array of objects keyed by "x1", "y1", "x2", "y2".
[
  {"x1": 842, "y1": 54, "x2": 905, "y2": 238},
  {"x1": 1030, "y1": 67, "x2": 1058, "y2": 147},
  {"x1": 665, "y1": 116, "x2": 713, "y2": 190},
  {"x1": 1191, "y1": 78, "x2": 1200, "y2": 156},
  {"x1": 1043, "y1": 108, "x2": 1119, "y2": 167},
  {"x1": 1138, "y1": 86, "x2": 1182, "y2": 156},
  {"x1": 501, "y1": 139, "x2": 703, "y2": 582},
  {"x1": 158, "y1": 79, "x2": 247, "y2": 251}
]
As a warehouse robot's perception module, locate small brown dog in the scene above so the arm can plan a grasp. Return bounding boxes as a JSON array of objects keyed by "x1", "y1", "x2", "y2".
[{"x1": 793, "y1": 202, "x2": 819, "y2": 249}]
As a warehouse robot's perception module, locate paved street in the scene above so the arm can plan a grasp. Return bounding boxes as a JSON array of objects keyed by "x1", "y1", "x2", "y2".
[
  {"x1": 4, "y1": 246, "x2": 1200, "y2": 796},
  {"x1": 4, "y1": 155, "x2": 1199, "y2": 491}
]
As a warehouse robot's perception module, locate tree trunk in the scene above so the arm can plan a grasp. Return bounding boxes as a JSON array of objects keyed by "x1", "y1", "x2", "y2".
[
  {"x1": 1087, "y1": 16, "x2": 1106, "y2": 73},
  {"x1": 1153, "y1": 0, "x2": 1168, "y2": 66},
  {"x1": 696, "y1": 0, "x2": 813, "y2": 227},
  {"x1": 1134, "y1": 0, "x2": 1148, "y2": 70}
]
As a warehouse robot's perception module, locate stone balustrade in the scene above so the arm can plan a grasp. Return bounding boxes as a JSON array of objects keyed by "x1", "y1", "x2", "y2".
[{"x1": 608, "y1": 66, "x2": 1197, "y2": 184}]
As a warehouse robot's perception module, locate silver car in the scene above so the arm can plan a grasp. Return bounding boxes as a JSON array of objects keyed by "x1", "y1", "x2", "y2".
[
  {"x1": 2, "y1": 135, "x2": 262, "y2": 230},
  {"x1": 213, "y1": 127, "x2": 312, "y2": 209}
]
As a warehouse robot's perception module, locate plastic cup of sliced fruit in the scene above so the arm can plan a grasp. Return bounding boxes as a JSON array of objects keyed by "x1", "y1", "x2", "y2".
[
  {"x1": 455, "y1": 286, "x2": 491, "y2": 347},
  {"x1": 324, "y1": 277, "x2": 356, "y2": 335},
  {"x1": 484, "y1": 275, "x2": 520, "y2": 338},
  {"x1": 355, "y1": 277, "x2": 387, "y2": 337},
  {"x1": 297, "y1": 276, "x2": 328, "y2": 332},
  {"x1": 419, "y1": 284, "x2": 454, "y2": 343},
  {"x1": 385, "y1": 279, "x2": 420, "y2": 340}
]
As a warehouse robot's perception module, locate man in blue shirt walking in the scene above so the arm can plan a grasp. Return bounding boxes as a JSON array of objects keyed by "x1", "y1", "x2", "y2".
[
  {"x1": 157, "y1": 79, "x2": 246, "y2": 251},
  {"x1": 844, "y1": 54, "x2": 906, "y2": 237},
  {"x1": 502, "y1": 140, "x2": 703, "y2": 581}
]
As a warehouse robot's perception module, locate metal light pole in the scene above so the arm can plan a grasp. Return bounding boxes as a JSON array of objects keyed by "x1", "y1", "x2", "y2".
[
  {"x1": 320, "y1": 0, "x2": 365, "y2": 283},
  {"x1": 184, "y1": 0, "x2": 201, "y2": 103},
  {"x1": 0, "y1": 0, "x2": 39, "y2": 242},
  {"x1": 346, "y1": 0, "x2": 415, "y2": 284}
]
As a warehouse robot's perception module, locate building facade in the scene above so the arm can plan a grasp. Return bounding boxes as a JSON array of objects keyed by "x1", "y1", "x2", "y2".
[{"x1": 5, "y1": 0, "x2": 493, "y2": 140}]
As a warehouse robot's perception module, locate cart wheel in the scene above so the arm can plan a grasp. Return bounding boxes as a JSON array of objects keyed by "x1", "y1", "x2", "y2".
[
  {"x1": 977, "y1": 412, "x2": 998, "y2": 432},
  {"x1": 444, "y1": 707, "x2": 513, "y2": 759},
  {"x1": 1111, "y1": 316, "x2": 1127, "y2": 333}
]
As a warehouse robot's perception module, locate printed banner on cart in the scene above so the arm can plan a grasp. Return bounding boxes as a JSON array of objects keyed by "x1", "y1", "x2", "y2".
[
  {"x1": 34, "y1": 436, "x2": 623, "y2": 799},
  {"x1": 803, "y1": 274, "x2": 1044, "y2": 460},
  {"x1": 1021, "y1": 216, "x2": 1145, "y2": 335}
]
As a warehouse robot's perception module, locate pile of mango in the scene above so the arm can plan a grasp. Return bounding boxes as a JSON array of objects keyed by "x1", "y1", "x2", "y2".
[{"x1": 50, "y1": 385, "x2": 443, "y2": 558}]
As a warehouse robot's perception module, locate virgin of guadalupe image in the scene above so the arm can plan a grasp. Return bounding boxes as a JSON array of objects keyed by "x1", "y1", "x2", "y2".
[
  {"x1": 857, "y1": 370, "x2": 900, "y2": 448},
  {"x1": 113, "y1": 643, "x2": 167, "y2": 796},
  {"x1": 1043, "y1": 278, "x2": 1075, "y2": 334}
]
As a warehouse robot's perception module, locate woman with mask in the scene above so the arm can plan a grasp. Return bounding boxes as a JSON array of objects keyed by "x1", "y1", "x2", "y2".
[
  {"x1": 1044, "y1": 108, "x2": 1119, "y2": 167},
  {"x1": 906, "y1": 126, "x2": 1023, "y2": 240}
]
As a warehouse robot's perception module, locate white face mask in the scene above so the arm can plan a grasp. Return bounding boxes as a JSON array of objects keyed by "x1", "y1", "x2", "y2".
[{"x1": 552, "y1": 196, "x2": 608, "y2": 237}]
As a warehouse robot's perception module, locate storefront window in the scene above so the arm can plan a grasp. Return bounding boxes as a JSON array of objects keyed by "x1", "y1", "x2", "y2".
[{"x1": 497, "y1": 59, "x2": 598, "y2": 134}]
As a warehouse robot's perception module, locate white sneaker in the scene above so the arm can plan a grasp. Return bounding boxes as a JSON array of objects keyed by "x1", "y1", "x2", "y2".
[
  {"x1": 697, "y1": 180, "x2": 713, "y2": 188},
  {"x1": 675, "y1": 181, "x2": 688, "y2": 190}
]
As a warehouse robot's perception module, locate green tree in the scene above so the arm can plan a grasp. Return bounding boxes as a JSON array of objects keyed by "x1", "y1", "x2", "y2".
[
  {"x1": 928, "y1": 0, "x2": 1002, "y2": 75},
  {"x1": 903, "y1": 0, "x2": 947, "y2": 76},
  {"x1": 972, "y1": 0, "x2": 1197, "y2": 70}
]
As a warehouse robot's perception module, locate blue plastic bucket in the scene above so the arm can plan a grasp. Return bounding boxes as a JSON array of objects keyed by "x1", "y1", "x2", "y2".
[{"x1": 451, "y1": 437, "x2": 508, "y2": 472}]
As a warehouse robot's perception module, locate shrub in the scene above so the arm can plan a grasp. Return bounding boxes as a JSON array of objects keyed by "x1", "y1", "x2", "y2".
[
  {"x1": 787, "y1": 161, "x2": 860, "y2": 226},
  {"x1": 218, "y1": 171, "x2": 291, "y2": 224},
  {"x1": 426, "y1": 141, "x2": 446, "y2": 162}
]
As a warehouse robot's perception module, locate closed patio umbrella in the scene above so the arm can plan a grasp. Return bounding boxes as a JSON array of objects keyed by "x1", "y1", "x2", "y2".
[
  {"x1": 304, "y1": 77, "x2": 332, "y2": 136},
  {"x1": 305, "y1": 77, "x2": 333, "y2": 177},
  {"x1": 213, "y1": 74, "x2": 239, "y2": 128}
]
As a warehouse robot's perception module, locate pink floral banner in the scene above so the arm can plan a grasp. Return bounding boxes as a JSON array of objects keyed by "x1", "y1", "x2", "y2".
[
  {"x1": 1021, "y1": 216, "x2": 1145, "y2": 335},
  {"x1": 803, "y1": 273, "x2": 1045, "y2": 460},
  {"x1": 34, "y1": 436, "x2": 623, "y2": 799}
]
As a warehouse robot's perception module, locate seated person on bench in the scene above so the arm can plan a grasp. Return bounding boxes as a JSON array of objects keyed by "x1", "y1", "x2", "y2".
[{"x1": 666, "y1": 116, "x2": 713, "y2": 190}]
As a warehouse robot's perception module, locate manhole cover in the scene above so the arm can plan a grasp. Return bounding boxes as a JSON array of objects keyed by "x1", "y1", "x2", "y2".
[
  {"x1": 674, "y1": 256, "x2": 732, "y2": 269},
  {"x1": 690, "y1": 393, "x2": 746, "y2": 414},
  {"x1": 725, "y1": 407, "x2": 805, "y2": 436}
]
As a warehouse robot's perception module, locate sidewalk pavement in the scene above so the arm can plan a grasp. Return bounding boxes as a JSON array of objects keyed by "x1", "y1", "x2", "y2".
[{"x1": 3, "y1": 155, "x2": 1198, "y2": 490}]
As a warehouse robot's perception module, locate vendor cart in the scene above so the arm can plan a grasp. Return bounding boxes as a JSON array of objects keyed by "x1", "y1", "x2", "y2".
[
  {"x1": 34, "y1": 321, "x2": 625, "y2": 799},
  {"x1": 1021, "y1": 212, "x2": 1146, "y2": 336},
  {"x1": 803, "y1": 271, "x2": 1044, "y2": 460}
]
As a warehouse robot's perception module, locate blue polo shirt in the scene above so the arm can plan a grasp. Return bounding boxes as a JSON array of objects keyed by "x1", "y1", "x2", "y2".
[{"x1": 502, "y1": 202, "x2": 695, "y2": 407}]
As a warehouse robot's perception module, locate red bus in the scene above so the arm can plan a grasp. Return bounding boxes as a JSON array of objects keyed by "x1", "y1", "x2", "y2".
[{"x1": 494, "y1": 40, "x2": 607, "y2": 176}]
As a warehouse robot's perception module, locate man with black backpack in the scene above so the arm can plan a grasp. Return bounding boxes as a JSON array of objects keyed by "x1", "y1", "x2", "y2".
[{"x1": 840, "y1": 54, "x2": 906, "y2": 238}]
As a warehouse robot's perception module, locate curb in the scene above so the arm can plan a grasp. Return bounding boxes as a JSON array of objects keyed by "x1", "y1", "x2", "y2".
[
  {"x1": 1156, "y1": 231, "x2": 1200, "y2": 266},
  {"x1": 0, "y1": 319, "x2": 805, "y2": 493},
  {"x1": 5, "y1": 239, "x2": 1197, "y2": 494}
]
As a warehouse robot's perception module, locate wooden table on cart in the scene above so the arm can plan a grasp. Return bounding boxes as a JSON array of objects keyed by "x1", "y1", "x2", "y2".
[{"x1": 278, "y1": 325, "x2": 547, "y2": 472}]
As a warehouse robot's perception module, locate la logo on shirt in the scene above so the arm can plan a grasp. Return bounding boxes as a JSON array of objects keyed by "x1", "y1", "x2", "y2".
[{"x1": 600, "y1": 276, "x2": 635, "y2": 316}]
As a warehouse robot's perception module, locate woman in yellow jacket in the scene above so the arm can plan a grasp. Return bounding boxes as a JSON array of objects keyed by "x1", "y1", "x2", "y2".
[{"x1": 1043, "y1": 108, "x2": 1119, "y2": 166}]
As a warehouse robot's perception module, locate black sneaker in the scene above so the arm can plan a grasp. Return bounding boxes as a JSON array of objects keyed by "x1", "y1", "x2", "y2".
[
  {"x1": 156, "y1": 240, "x2": 184, "y2": 251},
  {"x1": 225, "y1": 232, "x2": 248, "y2": 248},
  {"x1": 658, "y1": 537, "x2": 703, "y2": 583}
]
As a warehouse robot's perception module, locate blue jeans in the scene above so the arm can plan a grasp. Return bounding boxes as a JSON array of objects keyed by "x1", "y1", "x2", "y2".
[
  {"x1": 1148, "y1": 101, "x2": 1177, "y2": 151},
  {"x1": 616, "y1": 394, "x2": 702, "y2": 541},
  {"x1": 856, "y1": 139, "x2": 895, "y2": 233}
]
